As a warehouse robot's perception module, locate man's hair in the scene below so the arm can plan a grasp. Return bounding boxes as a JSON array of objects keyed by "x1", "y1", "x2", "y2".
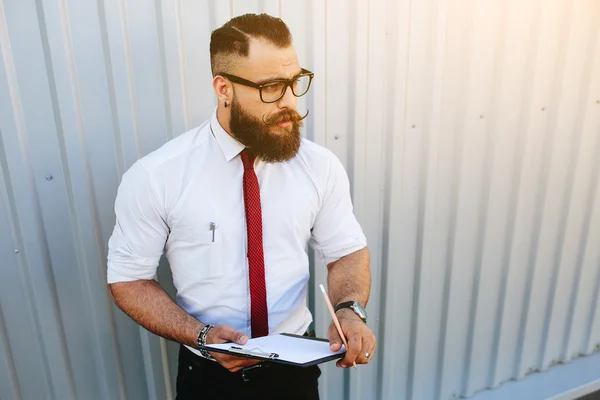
[{"x1": 209, "y1": 13, "x2": 293, "y2": 77}]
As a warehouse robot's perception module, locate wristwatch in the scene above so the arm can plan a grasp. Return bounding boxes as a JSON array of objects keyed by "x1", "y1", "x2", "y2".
[
  {"x1": 197, "y1": 324, "x2": 215, "y2": 360},
  {"x1": 334, "y1": 301, "x2": 367, "y2": 323}
]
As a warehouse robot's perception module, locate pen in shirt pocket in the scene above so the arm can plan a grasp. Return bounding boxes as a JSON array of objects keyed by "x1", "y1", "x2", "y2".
[{"x1": 210, "y1": 222, "x2": 216, "y2": 242}]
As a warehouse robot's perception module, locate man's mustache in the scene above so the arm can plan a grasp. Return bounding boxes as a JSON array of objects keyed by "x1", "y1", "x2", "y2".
[{"x1": 262, "y1": 109, "x2": 309, "y2": 126}]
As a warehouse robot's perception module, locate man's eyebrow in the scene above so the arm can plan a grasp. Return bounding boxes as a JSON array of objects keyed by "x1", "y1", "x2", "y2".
[{"x1": 256, "y1": 69, "x2": 303, "y2": 85}]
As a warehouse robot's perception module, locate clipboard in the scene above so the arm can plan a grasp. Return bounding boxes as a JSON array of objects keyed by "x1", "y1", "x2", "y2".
[{"x1": 197, "y1": 333, "x2": 346, "y2": 367}]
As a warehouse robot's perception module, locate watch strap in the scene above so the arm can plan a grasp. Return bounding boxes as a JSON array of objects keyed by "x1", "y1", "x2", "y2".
[
  {"x1": 334, "y1": 301, "x2": 356, "y2": 313},
  {"x1": 334, "y1": 301, "x2": 367, "y2": 323}
]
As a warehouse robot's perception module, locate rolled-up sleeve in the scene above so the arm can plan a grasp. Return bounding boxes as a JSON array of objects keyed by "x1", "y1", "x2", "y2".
[
  {"x1": 107, "y1": 161, "x2": 168, "y2": 283},
  {"x1": 309, "y1": 155, "x2": 367, "y2": 265}
]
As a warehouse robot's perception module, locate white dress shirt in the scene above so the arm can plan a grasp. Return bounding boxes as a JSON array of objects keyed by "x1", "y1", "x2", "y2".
[{"x1": 107, "y1": 109, "x2": 367, "y2": 357}]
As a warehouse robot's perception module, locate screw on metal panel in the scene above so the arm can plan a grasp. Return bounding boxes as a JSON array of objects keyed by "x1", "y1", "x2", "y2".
[
  {"x1": 46, "y1": 175, "x2": 53, "y2": 181},
  {"x1": 14, "y1": 249, "x2": 19, "y2": 253},
  {"x1": 334, "y1": 135, "x2": 340, "y2": 140}
]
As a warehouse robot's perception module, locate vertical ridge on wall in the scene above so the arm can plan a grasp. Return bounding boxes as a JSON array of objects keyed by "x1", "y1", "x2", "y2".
[
  {"x1": 520, "y1": 0, "x2": 579, "y2": 378},
  {"x1": 538, "y1": 0, "x2": 593, "y2": 370},
  {"x1": 0, "y1": 67, "x2": 51, "y2": 400},
  {"x1": 348, "y1": 0, "x2": 388, "y2": 398},
  {"x1": 73, "y1": 0, "x2": 150, "y2": 396},
  {"x1": 0, "y1": 1, "x2": 79, "y2": 398},
  {"x1": 569, "y1": 22, "x2": 600, "y2": 359},
  {"x1": 441, "y1": 0, "x2": 504, "y2": 395},
  {"x1": 416, "y1": 0, "x2": 450, "y2": 396},
  {"x1": 155, "y1": 0, "x2": 174, "y2": 142},
  {"x1": 0, "y1": 139, "x2": 25, "y2": 400},
  {"x1": 462, "y1": 0, "x2": 519, "y2": 393},
  {"x1": 377, "y1": 0, "x2": 409, "y2": 398},
  {"x1": 116, "y1": 0, "x2": 142, "y2": 158},
  {"x1": 159, "y1": 335, "x2": 173, "y2": 400},
  {"x1": 583, "y1": 165, "x2": 600, "y2": 354},
  {"x1": 35, "y1": 0, "x2": 118, "y2": 397},
  {"x1": 487, "y1": 0, "x2": 541, "y2": 390},
  {"x1": 310, "y1": 0, "x2": 338, "y2": 395},
  {"x1": 416, "y1": 0, "x2": 473, "y2": 397},
  {"x1": 96, "y1": 0, "x2": 125, "y2": 177},
  {"x1": 496, "y1": 0, "x2": 556, "y2": 387},
  {"x1": 380, "y1": 0, "x2": 413, "y2": 397},
  {"x1": 0, "y1": 304, "x2": 21, "y2": 400},
  {"x1": 56, "y1": 0, "x2": 128, "y2": 394},
  {"x1": 545, "y1": 0, "x2": 599, "y2": 369},
  {"x1": 174, "y1": 0, "x2": 190, "y2": 131}
]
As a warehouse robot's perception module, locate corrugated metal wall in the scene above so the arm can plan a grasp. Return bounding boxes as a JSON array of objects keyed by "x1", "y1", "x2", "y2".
[{"x1": 1, "y1": 0, "x2": 599, "y2": 399}]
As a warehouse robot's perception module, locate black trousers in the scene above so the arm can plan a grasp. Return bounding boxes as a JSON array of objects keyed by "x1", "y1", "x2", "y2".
[{"x1": 176, "y1": 345, "x2": 321, "y2": 400}]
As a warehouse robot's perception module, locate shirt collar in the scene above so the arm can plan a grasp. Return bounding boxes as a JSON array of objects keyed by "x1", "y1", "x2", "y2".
[{"x1": 210, "y1": 107, "x2": 245, "y2": 162}]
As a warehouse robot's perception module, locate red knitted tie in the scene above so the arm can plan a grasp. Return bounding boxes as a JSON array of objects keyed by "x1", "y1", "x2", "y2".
[{"x1": 240, "y1": 149, "x2": 269, "y2": 337}]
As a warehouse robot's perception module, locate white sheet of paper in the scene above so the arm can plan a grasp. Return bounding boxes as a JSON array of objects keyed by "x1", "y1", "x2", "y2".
[{"x1": 204, "y1": 334, "x2": 346, "y2": 364}]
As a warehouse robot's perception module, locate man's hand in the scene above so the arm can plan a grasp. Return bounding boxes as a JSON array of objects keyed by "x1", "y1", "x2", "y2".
[
  {"x1": 328, "y1": 309, "x2": 376, "y2": 368},
  {"x1": 205, "y1": 325, "x2": 261, "y2": 372}
]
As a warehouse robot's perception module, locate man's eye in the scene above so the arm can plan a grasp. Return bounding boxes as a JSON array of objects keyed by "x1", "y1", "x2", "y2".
[{"x1": 263, "y1": 83, "x2": 282, "y2": 93}]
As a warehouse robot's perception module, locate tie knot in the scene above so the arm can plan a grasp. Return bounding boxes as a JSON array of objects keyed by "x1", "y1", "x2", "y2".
[{"x1": 241, "y1": 149, "x2": 256, "y2": 170}]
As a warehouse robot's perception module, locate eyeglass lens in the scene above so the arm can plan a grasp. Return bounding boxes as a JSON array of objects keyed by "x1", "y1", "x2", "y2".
[{"x1": 261, "y1": 75, "x2": 311, "y2": 102}]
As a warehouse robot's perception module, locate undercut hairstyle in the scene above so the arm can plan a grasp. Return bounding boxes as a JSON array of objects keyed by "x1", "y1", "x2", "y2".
[{"x1": 209, "y1": 13, "x2": 293, "y2": 76}]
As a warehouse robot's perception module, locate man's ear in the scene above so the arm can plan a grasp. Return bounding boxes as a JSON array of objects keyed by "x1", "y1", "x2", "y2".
[{"x1": 213, "y1": 75, "x2": 231, "y2": 105}]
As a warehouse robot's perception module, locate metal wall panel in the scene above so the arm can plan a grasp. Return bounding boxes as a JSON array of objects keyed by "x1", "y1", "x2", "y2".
[{"x1": 0, "y1": 0, "x2": 599, "y2": 399}]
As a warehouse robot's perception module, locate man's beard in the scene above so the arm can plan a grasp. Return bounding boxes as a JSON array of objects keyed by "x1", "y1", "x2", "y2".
[{"x1": 229, "y1": 96, "x2": 303, "y2": 163}]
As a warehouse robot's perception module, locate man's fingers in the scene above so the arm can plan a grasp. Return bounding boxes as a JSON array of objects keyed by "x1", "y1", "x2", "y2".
[
  {"x1": 232, "y1": 331, "x2": 249, "y2": 345},
  {"x1": 225, "y1": 357, "x2": 259, "y2": 372},
  {"x1": 328, "y1": 312, "x2": 378, "y2": 368},
  {"x1": 212, "y1": 352, "x2": 260, "y2": 372},
  {"x1": 340, "y1": 331, "x2": 361, "y2": 366},
  {"x1": 229, "y1": 361, "x2": 260, "y2": 373},
  {"x1": 208, "y1": 325, "x2": 248, "y2": 345},
  {"x1": 206, "y1": 325, "x2": 254, "y2": 372},
  {"x1": 356, "y1": 333, "x2": 376, "y2": 364},
  {"x1": 328, "y1": 322, "x2": 342, "y2": 351},
  {"x1": 220, "y1": 326, "x2": 249, "y2": 344}
]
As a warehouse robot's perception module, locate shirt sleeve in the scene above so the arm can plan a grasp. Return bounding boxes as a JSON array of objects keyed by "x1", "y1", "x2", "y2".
[
  {"x1": 107, "y1": 161, "x2": 169, "y2": 283},
  {"x1": 309, "y1": 154, "x2": 367, "y2": 265}
]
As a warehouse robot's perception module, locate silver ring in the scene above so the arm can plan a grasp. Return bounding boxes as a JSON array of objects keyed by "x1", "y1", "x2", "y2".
[{"x1": 365, "y1": 352, "x2": 370, "y2": 358}]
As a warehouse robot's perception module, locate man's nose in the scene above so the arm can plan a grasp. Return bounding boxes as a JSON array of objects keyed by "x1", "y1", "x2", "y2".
[{"x1": 277, "y1": 85, "x2": 297, "y2": 109}]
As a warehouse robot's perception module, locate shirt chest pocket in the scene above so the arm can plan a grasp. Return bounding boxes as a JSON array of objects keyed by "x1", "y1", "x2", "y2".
[{"x1": 166, "y1": 226, "x2": 224, "y2": 281}]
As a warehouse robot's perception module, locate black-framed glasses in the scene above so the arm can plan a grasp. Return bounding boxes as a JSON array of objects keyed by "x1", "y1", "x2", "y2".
[{"x1": 217, "y1": 68, "x2": 314, "y2": 103}]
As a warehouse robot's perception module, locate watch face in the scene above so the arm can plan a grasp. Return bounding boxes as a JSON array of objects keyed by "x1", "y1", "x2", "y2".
[{"x1": 351, "y1": 302, "x2": 367, "y2": 321}]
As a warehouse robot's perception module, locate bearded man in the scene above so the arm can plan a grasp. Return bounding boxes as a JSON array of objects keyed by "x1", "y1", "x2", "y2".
[{"x1": 107, "y1": 13, "x2": 376, "y2": 400}]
